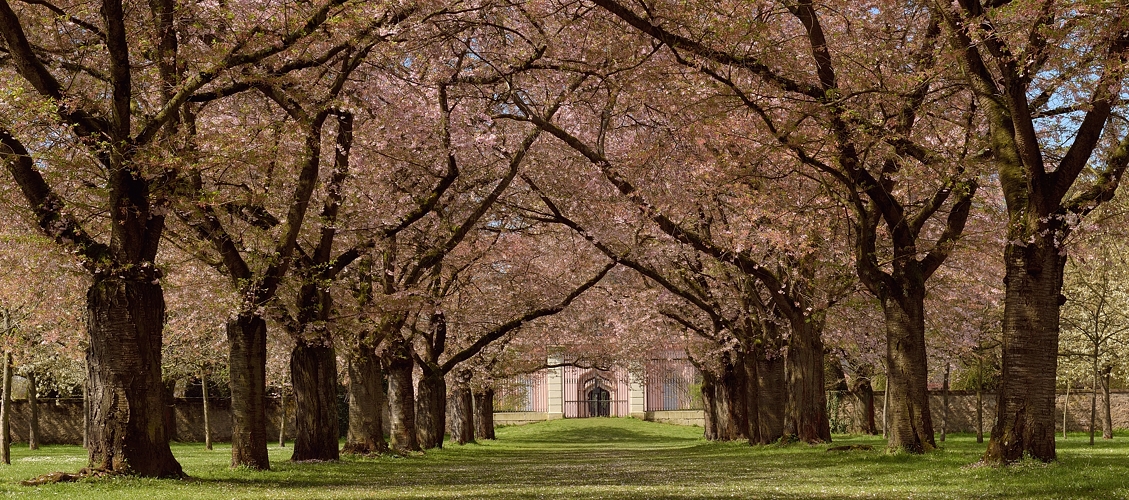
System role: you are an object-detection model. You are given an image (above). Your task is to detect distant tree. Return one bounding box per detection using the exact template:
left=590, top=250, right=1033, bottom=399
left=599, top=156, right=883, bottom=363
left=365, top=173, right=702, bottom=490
left=1059, top=236, right=1129, bottom=443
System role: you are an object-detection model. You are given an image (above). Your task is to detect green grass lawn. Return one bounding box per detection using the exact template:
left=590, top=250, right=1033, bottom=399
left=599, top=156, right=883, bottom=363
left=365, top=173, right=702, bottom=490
left=0, top=419, right=1127, bottom=498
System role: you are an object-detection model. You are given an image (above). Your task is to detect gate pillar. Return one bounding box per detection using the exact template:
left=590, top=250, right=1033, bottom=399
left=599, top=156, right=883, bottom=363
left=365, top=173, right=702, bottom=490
left=547, top=353, right=564, bottom=420
left=629, top=368, right=645, bottom=419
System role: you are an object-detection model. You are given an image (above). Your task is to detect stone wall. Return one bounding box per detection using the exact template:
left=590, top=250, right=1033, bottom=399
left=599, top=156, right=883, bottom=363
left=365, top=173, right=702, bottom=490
left=7, top=390, right=1126, bottom=444
left=846, top=390, right=1129, bottom=434
left=494, top=412, right=550, bottom=426
left=644, top=410, right=705, bottom=427
left=2, top=398, right=297, bottom=445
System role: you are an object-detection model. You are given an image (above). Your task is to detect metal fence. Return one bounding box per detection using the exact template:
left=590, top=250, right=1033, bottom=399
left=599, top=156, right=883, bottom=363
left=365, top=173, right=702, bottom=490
left=644, top=357, right=702, bottom=411
left=494, top=372, right=548, bottom=412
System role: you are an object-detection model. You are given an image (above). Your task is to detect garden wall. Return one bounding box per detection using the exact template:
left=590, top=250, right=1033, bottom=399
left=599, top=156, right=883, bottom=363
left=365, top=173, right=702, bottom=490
left=0, top=398, right=297, bottom=445
left=644, top=410, right=705, bottom=427
left=844, top=390, right=1129, bottom=434
left=6, top=390, right=1127, bottom=445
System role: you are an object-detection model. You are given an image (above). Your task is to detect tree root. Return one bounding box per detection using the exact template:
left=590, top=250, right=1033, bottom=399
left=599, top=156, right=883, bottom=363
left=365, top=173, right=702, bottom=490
left=20, top=467, right=120, bottom=486
left=826, top=444, right=874, bottom=452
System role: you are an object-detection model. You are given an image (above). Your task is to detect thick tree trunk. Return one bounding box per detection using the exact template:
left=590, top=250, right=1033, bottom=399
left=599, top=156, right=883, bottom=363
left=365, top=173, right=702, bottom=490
left=227, top=313, right=270, bottom=469
left=385, top=341, right=419, bottom=452
left=86, top=276, right=182, bottom=477
left=712, top=377, right=734, bottom=440
left=1, top=352, right=10, bottom=465
left=416, top=370, right=447, bottom=449
left=344, top=348, right=388, bottom=455
left=449, top=371, right=475, bottom=445
left=984, top=241, right=1066, bottom=463
left=473, top=389, right=495, bottom=440
left=202, top=371, right=212, bottom=451
left=27, top=371, right=38, bottom=450
left=849, top=376, right=877, bottom=435
left=743, top=350, right=760, bottom=445
left=716, top=354, right=748, bottom=441
left=289, top=340, right=340, bottom=461
left=784, top=317, right=830, bottom=443
left=756, top=353, right=786, bottom=444
left=882, top=293, right=935, bottom=453
left=701, top=369, right=719, bottom=441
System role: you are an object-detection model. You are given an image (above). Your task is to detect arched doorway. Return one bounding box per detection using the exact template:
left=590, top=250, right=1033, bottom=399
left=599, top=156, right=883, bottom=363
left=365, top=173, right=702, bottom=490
left=562, top=367, right=626, bottom=417
left=587, top=384, right=611, bottom=417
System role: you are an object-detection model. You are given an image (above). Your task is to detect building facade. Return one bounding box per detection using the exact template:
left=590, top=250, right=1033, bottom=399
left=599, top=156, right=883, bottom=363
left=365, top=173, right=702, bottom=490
left=494, top=353, right=704, bottom=426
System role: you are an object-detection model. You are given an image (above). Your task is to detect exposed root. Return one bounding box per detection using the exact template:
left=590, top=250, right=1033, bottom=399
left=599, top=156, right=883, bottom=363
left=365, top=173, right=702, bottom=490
left=21, top=467, right=120, bottom=486
left=826, top=444, right=874, bottom=452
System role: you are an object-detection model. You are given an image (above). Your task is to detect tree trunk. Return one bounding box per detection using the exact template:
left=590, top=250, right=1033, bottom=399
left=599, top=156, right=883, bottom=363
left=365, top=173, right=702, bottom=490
left=474, top=389, right=496, bottom=440
left=700, top=369, right=719, bottom=441
left=27, top=371, right=38, bottom=451
left=415, top=370, right=447, bottom=449
left=826, top=356, right=849, bottom=432
left=1090, top=358, right=1097, bottom=446
left=289, top=340, right=340, bottom=461
left=279, top=388, right=287, bottom=447
left=163, top=380, right=177, bottom=443
left=712, top=375, right=734, bottom=440
left=882, top=293, right=935, bottom=453
left=82, top=367, right=88, bottom=450
left=984, top=241, right=1066, bottom=463
left=1, top=352, right=10, bottom=465
left=202, top=371, right=212, bottom=451
left=1088, top=372, right=1097, bottom=446
left=1063, top=380, right=1070, bottom=439
left=385, top=340, right=419, bottom=452
left=784, top=317, right=830, bottom=443
left=343, top=348, right=388, bottom=455
left=449, top=371, right=475, bottom=445
left=941, top=364, right=950, bottom=443
left=756, top=353, right=786, bottom=444
left=1102, top=366, right=1113, bottom=440
left=743, top=349, right=760, bottom=445
left=977, top=354, right=984, bottom=443
left=227, top=313, right=270, bottom=469
left=882, top=370, right=889, bottom=438
left=86, top=276, right=182, bottom=476
left=718, top=354, right=748, bottom=441
left=849, top=376, right=877, bottom=435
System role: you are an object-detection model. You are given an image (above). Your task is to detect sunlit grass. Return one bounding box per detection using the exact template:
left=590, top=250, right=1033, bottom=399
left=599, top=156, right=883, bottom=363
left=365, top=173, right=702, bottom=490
left=0, top=419, right=1126, bottom=498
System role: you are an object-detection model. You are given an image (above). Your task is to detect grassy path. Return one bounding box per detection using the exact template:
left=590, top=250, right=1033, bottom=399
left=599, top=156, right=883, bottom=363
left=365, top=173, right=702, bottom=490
left=0, top=418, right=1127, bottom=498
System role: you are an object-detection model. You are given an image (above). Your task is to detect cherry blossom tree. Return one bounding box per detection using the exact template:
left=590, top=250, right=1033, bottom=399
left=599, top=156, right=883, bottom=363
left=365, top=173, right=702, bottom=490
left=935, top=0, right=1129, bottom=463
left=0, top=0, right=414, bottom=475
left=581, top=0, right=985, bottom=454
left=417, top=212, right=616, bottom=446
left=168, top=3, right=425, bottom=465
left=505, top=54, right=853, bottom=443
